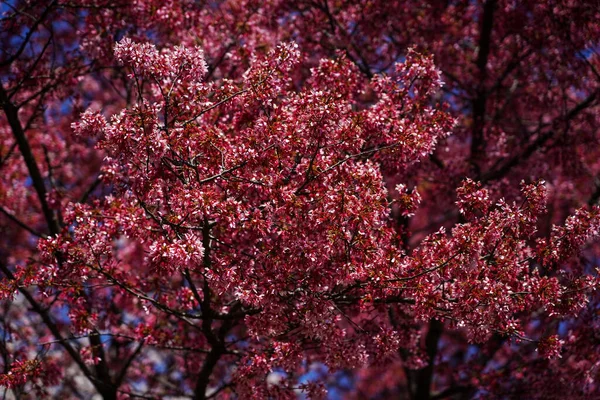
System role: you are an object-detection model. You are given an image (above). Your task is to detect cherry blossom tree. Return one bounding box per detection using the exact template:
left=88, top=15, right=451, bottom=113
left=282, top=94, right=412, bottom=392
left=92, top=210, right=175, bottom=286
left=0, top=1, right=599, bottom=399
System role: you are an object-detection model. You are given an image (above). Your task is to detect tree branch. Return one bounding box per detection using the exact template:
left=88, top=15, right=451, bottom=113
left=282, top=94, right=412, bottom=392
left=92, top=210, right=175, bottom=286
left=470, top=0, right=497, bottom=178
left=0, top=85, right=60, bottom=236
left=0, top=205, right=46, bottom=238
left=414, top=319, right=443, bottom=400
left=0, top=262, right=115, bottom=399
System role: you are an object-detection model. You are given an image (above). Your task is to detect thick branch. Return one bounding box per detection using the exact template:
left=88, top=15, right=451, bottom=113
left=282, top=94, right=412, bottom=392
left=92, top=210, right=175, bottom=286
left=482, top=90, right=598, bottom=183
left=0, top=85, right=60, bottom=236
left=89, top=331, right=117, bottom=400
left=0, top=263, right=115, bottom=399
left=194, top=347, right=225, bottom=400
left=414, top=319, right=443, bottom=400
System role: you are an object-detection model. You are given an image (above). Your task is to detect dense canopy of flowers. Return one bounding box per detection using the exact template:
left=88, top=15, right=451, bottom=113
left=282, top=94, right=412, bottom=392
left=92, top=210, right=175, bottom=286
left=0, top=1, right=599, bottom=399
